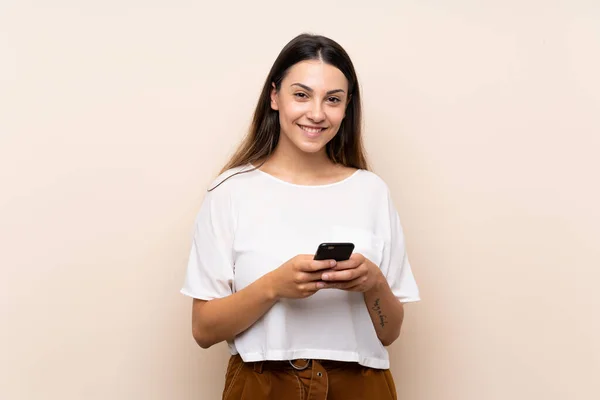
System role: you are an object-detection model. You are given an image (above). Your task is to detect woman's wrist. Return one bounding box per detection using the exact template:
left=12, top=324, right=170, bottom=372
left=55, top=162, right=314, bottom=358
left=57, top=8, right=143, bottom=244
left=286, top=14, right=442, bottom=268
left=366, top=268, right=388, bottom=296
left=259, top=271, right=280, bottom=302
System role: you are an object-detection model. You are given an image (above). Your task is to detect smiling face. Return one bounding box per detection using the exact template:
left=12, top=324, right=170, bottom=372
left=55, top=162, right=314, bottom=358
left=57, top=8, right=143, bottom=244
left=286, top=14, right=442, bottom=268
left=270, top=60, right=350, bottom=155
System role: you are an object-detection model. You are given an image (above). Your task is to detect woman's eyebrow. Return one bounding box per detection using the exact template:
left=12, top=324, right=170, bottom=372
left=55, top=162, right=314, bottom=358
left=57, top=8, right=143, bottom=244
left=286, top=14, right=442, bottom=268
left=291, top=83, right=345, bottom=95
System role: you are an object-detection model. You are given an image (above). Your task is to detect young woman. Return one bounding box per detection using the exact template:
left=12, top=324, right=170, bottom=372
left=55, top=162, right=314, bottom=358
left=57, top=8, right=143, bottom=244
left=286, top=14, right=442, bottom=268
left=181, top=33, right=420, bottom=400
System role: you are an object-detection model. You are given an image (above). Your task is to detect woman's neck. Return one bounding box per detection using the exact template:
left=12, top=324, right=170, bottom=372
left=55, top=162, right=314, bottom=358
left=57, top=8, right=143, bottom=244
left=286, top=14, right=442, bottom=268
left=269, top=146, right=332, bottom=172
left=257, top=139, right=344, bottom=185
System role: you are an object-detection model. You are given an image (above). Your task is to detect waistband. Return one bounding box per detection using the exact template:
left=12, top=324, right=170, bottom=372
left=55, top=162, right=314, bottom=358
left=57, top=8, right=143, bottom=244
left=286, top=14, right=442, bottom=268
left=250, top=357, right=361, bottom=374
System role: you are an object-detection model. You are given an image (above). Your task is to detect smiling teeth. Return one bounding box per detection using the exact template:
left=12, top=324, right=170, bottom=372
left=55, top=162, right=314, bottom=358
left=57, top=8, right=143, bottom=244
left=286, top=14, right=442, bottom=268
left=300, top=125, right=323, bottom=133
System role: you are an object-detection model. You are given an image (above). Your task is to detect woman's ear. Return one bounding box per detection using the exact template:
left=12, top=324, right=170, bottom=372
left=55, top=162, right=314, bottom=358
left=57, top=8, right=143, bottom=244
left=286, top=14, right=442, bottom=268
left=270, top=83, right=279, bottom=111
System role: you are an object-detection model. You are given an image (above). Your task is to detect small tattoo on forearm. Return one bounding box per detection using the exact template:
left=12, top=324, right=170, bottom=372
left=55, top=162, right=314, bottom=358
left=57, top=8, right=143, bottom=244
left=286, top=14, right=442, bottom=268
left=371, top=298, right=388, bottom=328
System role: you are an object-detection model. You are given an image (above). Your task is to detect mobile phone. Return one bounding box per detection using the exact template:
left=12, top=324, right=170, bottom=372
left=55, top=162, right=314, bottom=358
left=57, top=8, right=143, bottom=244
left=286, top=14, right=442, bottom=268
left=313, top=242, right=355, bottom=261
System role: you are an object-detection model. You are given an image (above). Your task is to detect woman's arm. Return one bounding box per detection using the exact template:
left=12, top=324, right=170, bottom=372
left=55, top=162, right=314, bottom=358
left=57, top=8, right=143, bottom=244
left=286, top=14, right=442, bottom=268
left=363, top=275, right=404, bottom=346
left=191, top=256, right=334, bottom=348
left=192, top=274, right=276, bottom=349
left=320, top=254, right=405, bottom=346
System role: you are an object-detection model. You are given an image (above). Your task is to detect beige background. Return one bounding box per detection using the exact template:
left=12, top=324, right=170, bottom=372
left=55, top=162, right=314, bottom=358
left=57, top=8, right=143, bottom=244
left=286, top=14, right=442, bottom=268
left=1, top=1, right=599, bottom=399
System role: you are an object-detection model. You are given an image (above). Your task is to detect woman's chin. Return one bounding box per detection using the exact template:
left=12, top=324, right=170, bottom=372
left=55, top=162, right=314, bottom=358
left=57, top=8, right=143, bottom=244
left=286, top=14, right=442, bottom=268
left=280, top=132, right=331, bottom=154
left=296, top=141, right=326, bottom=154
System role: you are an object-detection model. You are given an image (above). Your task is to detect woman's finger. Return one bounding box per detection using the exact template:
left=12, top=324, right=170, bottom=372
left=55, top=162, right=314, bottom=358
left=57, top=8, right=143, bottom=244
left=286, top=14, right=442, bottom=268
left=324, top=276, right=364, bottom=290
left=302, top=259, right=337, bottom=272
left=322, top=265, right=366, bottom=281
left=333, top=258, right=362, bottom=271
left=300, top=270, right=332, bottom=282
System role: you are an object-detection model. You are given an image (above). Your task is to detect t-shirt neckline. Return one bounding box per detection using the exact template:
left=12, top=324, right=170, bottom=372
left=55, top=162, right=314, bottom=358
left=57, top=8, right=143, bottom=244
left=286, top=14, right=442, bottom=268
left=248, top=163, right=362, bottom=188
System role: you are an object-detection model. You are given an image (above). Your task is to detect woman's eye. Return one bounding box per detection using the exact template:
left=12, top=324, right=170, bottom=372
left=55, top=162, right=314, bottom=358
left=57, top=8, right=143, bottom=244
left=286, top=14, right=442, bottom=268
left=294, top=92, right=308, bottom=99
left=328, top=97, right=341, bottom=103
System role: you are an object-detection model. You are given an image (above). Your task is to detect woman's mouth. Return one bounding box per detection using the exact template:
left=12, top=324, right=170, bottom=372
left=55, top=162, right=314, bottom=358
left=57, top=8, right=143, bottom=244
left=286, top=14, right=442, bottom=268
left=298, top=124, right=327, bottom=137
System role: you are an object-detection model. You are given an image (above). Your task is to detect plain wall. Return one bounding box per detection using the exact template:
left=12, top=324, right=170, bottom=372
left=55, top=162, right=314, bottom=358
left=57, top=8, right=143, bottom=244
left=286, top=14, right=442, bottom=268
left=1, top=1, right=599, bottom=399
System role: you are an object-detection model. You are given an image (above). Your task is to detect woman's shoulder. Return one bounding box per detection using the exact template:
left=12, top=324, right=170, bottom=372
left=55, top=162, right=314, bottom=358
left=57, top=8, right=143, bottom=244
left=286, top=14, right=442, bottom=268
left=206, top=164, right=257, bottom=192
left=328, top=164, right=386, bottom=189
left=353, top=168, right=391, bottom=192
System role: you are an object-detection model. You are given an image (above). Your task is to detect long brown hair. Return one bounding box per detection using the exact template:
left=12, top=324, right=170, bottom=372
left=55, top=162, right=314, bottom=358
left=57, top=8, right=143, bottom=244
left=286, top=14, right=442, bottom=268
left=210, top=33, right=369, bottom=190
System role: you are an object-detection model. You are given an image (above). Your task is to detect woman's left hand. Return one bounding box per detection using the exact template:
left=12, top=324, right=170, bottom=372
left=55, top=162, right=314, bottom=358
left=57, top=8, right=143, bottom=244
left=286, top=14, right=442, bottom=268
left=319, top=253, right=385, bottom=293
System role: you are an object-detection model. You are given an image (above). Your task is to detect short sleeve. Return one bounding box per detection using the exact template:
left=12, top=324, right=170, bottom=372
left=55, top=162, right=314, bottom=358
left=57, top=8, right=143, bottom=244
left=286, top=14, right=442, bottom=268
left=180, top=187, right=235, bottom=300
left=380, top=189, right=421, bottom=303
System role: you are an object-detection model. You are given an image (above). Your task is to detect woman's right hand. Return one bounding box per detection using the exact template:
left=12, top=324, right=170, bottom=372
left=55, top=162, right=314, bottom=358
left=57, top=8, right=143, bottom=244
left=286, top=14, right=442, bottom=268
left=266, top=255, right=336, bottom=300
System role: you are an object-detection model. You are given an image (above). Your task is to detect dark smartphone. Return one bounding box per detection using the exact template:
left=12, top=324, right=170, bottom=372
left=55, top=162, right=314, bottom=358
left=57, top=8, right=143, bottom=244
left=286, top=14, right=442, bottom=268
left=313, top=242, right=355, bottom=261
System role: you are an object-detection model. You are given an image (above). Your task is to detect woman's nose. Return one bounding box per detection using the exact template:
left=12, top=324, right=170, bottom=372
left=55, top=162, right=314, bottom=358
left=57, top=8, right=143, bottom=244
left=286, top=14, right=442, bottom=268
left=307, top=101, right=325, bottom=123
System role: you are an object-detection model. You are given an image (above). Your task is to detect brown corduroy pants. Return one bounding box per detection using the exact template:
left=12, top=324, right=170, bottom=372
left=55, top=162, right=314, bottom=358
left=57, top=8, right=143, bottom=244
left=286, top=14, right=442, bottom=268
left=222, top=354, right=397, bottom=400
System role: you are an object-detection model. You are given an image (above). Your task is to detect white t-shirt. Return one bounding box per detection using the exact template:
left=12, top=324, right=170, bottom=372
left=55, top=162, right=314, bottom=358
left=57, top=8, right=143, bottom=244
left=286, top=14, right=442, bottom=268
left=180, top=165, right=420, bottom=369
